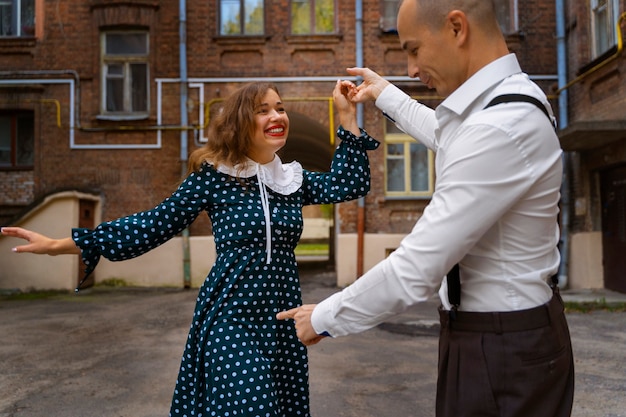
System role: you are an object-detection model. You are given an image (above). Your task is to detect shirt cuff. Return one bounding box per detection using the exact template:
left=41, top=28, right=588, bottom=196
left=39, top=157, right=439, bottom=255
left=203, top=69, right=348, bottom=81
left=311, top=297, right=335, bottom=337
left=375, top=84, right=407, bottom=118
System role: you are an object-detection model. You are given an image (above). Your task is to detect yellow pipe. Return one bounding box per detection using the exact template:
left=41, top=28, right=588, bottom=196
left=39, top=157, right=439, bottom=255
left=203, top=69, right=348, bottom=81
left=328, top=98, right=335, bottom=146
left=556, top=12, right=625, bottom=95
left=3, top=95, right=339, bottom=140
left=0, top=98, right=62, bottom=127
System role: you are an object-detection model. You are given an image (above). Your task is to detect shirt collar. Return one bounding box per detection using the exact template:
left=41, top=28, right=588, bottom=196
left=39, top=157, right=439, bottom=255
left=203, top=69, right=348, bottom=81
left=215, top=155, right=303, bottom=195
left=438, top=53, right=523, bottom=117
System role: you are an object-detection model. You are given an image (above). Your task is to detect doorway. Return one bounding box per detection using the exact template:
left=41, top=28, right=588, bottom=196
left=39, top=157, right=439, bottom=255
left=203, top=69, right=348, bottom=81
left=600, top=164, right=626, bottom=293
left=278, top=112, right=335, bottom=266
left=77, top=199, right=96, bottom=288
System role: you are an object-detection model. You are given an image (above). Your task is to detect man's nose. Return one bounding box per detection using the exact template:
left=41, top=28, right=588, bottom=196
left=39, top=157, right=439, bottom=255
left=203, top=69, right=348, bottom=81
left=407, top=61, right=420, bottom=79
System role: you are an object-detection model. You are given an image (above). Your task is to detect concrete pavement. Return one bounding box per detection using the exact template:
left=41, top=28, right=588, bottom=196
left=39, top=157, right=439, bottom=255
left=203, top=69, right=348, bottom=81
left=0, top=263, right=625, bottom=417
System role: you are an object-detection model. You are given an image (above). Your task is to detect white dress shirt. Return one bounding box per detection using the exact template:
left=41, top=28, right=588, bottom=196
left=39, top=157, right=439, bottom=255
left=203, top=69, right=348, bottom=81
left=312, top=54, right=563, bottom=337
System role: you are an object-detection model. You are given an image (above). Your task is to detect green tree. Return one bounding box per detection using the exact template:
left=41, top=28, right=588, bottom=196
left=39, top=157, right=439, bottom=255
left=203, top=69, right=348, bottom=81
left=222, top=13, right=240, bottom=35
left=291, top=0, right=311, bottom=34
left=245, top=3, right=264, bottom=35
left=315, top=0, right=334, bottom=34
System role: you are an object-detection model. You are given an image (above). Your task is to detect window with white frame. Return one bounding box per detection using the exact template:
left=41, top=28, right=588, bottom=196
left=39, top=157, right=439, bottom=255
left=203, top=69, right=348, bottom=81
left=0, top=111, right=34, bottom=169
left=291, top=0, right=335, bottom=35
left=101, top=32, right=149, bottom=116
left=384, top=118, right=434, bottom=197
left=591, top=0, right=619, bottom=58
left=494, top=0, right=518, bottom=35
left=380, top=0, right=400, bottom=33
left=219, top=0, right=264, bottom=35
left=0, top=0, right=35, bottom=37
left=379, top=0, right=518, bottom=35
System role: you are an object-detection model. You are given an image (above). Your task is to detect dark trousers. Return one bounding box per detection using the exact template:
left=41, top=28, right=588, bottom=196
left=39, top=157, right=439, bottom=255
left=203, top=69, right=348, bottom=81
left=437, top=293, right=575, bottom=417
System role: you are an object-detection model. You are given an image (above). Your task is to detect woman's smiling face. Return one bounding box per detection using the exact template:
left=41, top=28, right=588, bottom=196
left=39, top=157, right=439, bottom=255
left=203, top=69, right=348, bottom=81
left=247, top=88, right=290, bottom=164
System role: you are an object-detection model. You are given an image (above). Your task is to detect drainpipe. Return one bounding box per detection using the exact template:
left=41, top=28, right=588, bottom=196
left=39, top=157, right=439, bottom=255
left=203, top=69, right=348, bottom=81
left=555, top=0, right=570, bottom=289
left=180, top=0, right=191, bottom=288
left=355, top=0, right=365, bottom=278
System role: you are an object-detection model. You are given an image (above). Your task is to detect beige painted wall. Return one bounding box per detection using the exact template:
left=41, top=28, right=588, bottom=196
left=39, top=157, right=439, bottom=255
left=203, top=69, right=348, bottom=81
left=96, top=236, right=216, bottom=288
left=1, top=189, right=323, bottom=291
left=4, top=194, right=603, bottom=293
left=335, top=232, right=603, bottom=292
left=0, top=192, right=99, bottom=291
left=0, top=191, right=218, bottom=291
left=568, top=231, right=604, bottom=289
left=335, top=233, right=405, bottom=287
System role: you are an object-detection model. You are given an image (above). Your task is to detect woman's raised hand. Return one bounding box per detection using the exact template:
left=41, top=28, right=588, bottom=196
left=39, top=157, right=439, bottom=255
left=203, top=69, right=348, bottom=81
left=345, top=67, right=390, bottom=102
left=333, top=79, right=360, bottom=136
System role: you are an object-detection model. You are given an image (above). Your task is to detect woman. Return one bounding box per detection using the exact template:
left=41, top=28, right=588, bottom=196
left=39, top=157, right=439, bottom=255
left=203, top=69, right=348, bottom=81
left=1, top=80, right=379, bottom=417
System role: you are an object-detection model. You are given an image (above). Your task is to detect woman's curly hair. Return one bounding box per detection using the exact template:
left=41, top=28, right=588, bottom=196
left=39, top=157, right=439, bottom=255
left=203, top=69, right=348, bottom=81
left=187, top=82, right=281, bottom=176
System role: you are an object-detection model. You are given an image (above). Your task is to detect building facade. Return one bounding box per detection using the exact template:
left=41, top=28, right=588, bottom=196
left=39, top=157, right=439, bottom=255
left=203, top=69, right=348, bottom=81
left=5, top=0, right=611, bottom=292
left=558, top=0, right=626, bottom=293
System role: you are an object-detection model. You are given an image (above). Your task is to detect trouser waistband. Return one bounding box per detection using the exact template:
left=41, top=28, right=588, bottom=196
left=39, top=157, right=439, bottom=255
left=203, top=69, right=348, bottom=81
left=439, top=293, right=564, bottom=333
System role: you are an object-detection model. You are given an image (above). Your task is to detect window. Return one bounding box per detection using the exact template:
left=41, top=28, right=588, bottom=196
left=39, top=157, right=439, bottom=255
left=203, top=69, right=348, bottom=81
left=380, top=0, right=400, bottom=33
left=0, top=111, right=34, bottom=169
left=380, top=0, right=519, bottom=36
left=101, top=31, right=149, bottom=116
left=0, top=0, right=35, bottom=37
left=494, top=0, right=518, bottom=35
left=591, top=0, right=619, bottom=58
left=219, top=0, right=264, bottom=35
left=291, top=0, right=335, bottom=35
left=384, top=118, right=434, bottom=197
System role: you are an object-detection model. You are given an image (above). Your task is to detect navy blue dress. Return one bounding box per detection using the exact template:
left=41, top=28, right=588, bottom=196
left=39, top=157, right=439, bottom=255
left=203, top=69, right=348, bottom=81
left=72, top=127, right=379, bottom=417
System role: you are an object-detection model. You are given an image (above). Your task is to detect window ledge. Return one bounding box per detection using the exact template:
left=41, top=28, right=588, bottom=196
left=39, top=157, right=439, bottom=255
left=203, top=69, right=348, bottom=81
left=0, top=36, right=36, bottom=43
left=378, top=31, right=399, bottom=42
left=0, top=36, right=37, bottom=54
left=96, top=114, right=150, bottom=122
left=284, top=34, right=343, bottom=44
left=382, top=195, right=432, bottom=201
left=90, top=0, right=160, bottom=11
left=0, top=166, right=34, bottom=172
left=213, top=35, right=271, bottom=45
left=577, top=45, right=619, bottom=75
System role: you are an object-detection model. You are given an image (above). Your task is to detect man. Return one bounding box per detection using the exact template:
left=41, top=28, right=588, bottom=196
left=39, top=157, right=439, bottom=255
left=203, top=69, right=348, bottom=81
left=278, top=0, right=575, bottom=416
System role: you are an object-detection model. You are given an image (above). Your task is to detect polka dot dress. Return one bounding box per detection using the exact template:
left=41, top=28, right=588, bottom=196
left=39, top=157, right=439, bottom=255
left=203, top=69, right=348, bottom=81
left=72, top=127, right=379, bottom=417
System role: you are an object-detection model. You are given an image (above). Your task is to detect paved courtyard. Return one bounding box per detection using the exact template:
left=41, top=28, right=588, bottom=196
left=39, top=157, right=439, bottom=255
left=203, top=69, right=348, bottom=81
left=1, top=265, right=625, bottom=417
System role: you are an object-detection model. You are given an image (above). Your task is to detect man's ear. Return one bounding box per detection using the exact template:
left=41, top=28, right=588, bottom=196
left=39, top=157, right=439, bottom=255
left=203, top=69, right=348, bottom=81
left=446, top=10, right=468, bottom=44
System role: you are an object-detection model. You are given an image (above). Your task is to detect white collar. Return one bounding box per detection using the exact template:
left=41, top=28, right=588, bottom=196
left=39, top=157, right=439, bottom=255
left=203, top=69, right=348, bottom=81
left=440, top=53, right=523, bottom=117
left=213, top=155, right=303, bottom=264
left=215, top=155, right=303, bottom=195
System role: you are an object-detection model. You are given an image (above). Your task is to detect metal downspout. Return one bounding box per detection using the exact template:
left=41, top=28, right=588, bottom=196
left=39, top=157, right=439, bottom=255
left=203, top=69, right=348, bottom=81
left=180, top=0, right=191, bottom=288
left=555, top=0, right=570, bottom=289
left=355, top=0, right=365, bottom=278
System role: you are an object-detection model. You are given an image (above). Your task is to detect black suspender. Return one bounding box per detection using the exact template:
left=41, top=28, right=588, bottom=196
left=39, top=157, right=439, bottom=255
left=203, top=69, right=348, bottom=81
left=447, top=94, right=557, bottom=314
left=484, top=93, right=556, bottom=129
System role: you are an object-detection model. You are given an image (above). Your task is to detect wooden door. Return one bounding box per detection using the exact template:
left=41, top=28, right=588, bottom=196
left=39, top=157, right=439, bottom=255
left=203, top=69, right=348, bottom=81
left=77, top=199, right=96, bottom=289
left=600, top=164, right=626, bottom=293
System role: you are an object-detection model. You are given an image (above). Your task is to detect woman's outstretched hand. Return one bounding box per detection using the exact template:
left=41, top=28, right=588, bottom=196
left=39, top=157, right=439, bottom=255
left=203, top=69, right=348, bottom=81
left=1, top=227, right=80, bottom=256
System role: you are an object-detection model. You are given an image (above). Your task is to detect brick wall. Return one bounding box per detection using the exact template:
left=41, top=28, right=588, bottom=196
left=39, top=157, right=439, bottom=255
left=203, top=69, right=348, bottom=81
left=1, top=0, right=560, bottom=239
